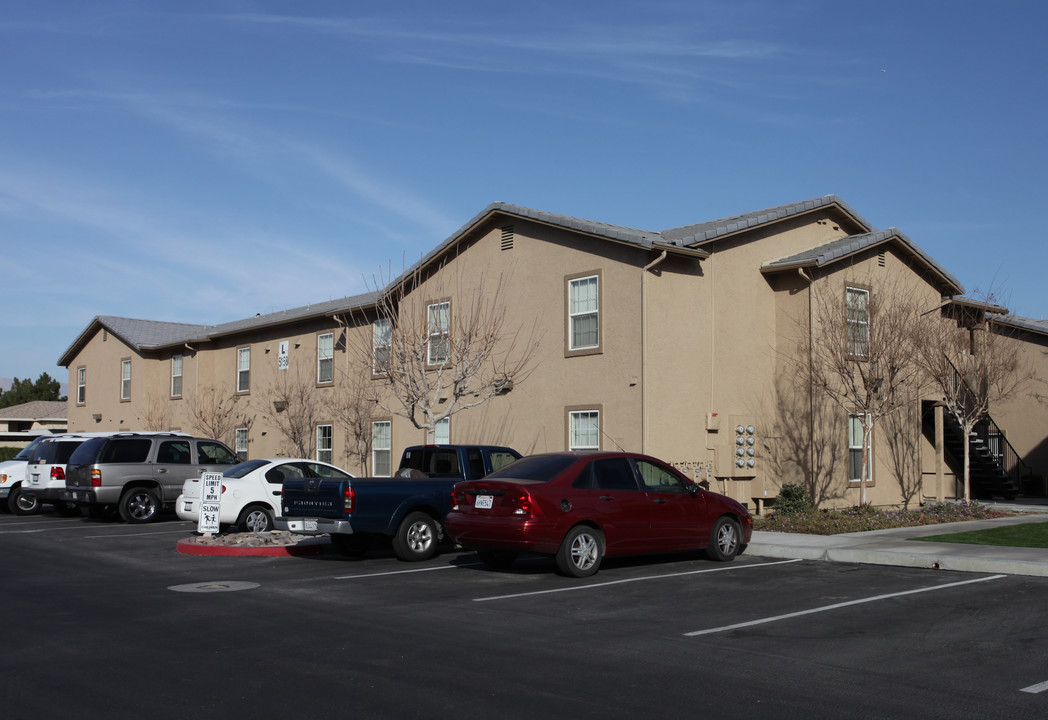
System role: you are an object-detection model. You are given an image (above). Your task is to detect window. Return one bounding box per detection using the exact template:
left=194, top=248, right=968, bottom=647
left=197, top=441, right=239, bottom=465
left=317, top=424, right=333, bottom=463
left=156, top=440, right=191, bottom=464
left=120, top=359, right=131, bottom=401
left=372, top=421, right=391, bottom=477
left=568, top=409, right=600, bottom=451
left=427, top=301, right=450, bottom=365
left=76, top=367, right=86, bottom=405
left=846, top=286, right=870, bottom=358
left=568, top=273, right=600, bottom=353
left=171, top=355, right=183, bottom=398
left=237, top=347, right=250, bottom=393
left=849, top=413, right=873, bottom=483
left=435, top=417, right=450, bottom=445
left=235, top=428, right=249, bottom=460
left=635, top=459, right=688, bottom=493
left=373, top=318, right=392, bottom=374
left=317, top=333, right=334, bottom=384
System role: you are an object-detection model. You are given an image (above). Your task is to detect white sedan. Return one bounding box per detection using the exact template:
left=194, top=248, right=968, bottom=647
left=176, top=458, right=355, bottom=533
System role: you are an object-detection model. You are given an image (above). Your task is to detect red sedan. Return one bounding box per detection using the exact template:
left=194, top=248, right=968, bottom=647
left=445, top=452, right=753, bottom=577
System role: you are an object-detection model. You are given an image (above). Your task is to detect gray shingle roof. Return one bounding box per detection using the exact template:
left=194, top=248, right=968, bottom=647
left=659, top=195, right=874, bottom=246
left=761, top=227, right=964, bottom=294
left=0, top=400, right=67, bottom=420
left=994, top=315, right=1048, bottom=337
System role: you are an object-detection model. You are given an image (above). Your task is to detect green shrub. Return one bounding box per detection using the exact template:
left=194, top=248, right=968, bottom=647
left=775, top=483, right=811, bottom=514
left=0, top=446, right=22, bottom=462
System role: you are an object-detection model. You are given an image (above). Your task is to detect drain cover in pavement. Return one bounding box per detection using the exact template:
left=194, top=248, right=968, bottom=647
left=168, top=581, right=260, bottom=593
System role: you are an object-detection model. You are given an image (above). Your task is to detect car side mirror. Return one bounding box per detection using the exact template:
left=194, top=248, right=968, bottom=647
left=687, top=483, right=701, bottom=496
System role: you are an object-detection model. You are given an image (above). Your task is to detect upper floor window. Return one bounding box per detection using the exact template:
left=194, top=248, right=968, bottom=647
left=317, top=333, right=334, bottom=384
left=171, top=355, right=183, bottom=398
left=568, top=273, right=600, bottom=353
left=237, top=347, right=251, bottom=393
left=120, top=359, right=132, bottom=401
left=846, top=286, right=870, bottom=358
left=373, top=318, right=392, bottom=374
left=427, top=301, right=450, bottom=366
left=76, top=367, right=86, bottom=405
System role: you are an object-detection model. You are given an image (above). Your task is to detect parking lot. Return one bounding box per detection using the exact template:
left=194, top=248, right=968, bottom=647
left=3, top=509, right=1047, bottom=720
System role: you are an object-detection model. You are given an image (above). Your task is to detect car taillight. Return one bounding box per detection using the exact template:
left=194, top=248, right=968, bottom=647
left=90, top=469, right=102, bottom=487
left=513, top=493, right=534, bottom=516
left=451, top=488, right=467, bottom=509
left=51, top=467, right=65, bottom=481
left=343, top=485, right=355, bottom=515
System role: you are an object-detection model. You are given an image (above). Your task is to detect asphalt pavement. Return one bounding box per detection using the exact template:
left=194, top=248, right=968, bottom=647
left=749, top=501, right=1048, bottom=577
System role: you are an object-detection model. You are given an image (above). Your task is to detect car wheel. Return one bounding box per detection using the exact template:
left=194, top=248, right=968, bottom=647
left=119, top=488, right=161, bottom=524
left=331, top=533, right=373, bottom=557
left=238, top=505, right=274, bottom=533
left=392, top=511, right=440, bottom=562
left=9, top=486, right=40, bottom=515
left=705, top=516, right=742, bottom=562
left=555, top=525, right=604, bottom=578
left=477, top=550, right=518, bottom=570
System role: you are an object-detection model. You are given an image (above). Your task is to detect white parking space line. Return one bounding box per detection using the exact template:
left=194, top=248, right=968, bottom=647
left=1020, top=680, right=1048, bottom=694
left=472, top=559, right=803, bottom=603
left=81, top=529, right=194, bottom=539
left=684, top=574, right=1007, bottom=637
left=335, top=563, right=483, bottom=580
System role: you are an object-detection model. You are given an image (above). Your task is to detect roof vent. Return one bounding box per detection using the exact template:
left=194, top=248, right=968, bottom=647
left=878, top=249, right=886, bottom=267
left=501, top=225, right=514, bottom=251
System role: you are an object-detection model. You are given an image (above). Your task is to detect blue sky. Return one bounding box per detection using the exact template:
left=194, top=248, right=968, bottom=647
left=2, top=0, right=1046, bottom=384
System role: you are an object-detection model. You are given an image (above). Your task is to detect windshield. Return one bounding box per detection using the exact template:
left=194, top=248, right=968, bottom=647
left=13, top=436, right=47, bottom=461
left=484, top=454, right=577, bottom=482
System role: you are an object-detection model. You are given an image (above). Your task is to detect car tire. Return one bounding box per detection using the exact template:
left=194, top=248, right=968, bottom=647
left=477, top=550, right=518, bottom=570
left=705, top=516, right=742, bottom=562
left=119, top=487, right=161, bottom=524
left=555, top=525, right=604, bottom=578
left=9, top=486, right=40, bottom=515
left=392, top=511, right=440, bottom=562
left=331, top=533, right=373, bottom=557
left=237, top=505, right=274, bottom=533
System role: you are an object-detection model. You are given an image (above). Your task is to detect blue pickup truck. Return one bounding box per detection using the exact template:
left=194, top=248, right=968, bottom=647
left=275, top=444, right=520, bottom=561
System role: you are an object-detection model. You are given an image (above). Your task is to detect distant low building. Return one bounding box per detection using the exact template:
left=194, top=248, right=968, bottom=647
left=0, top=401, right=68, bottom=448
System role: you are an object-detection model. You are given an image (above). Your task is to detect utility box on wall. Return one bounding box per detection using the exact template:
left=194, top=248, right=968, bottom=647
left=729, top=416, right=758, bottom=479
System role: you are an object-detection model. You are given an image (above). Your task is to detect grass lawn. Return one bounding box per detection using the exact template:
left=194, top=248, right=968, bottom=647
left=912, top=522, right=1048, bottom=548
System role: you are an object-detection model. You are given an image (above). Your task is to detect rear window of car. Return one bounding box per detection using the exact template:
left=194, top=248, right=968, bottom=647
left=400, top=448, right=461, bottom=476
left=223, top=460, right=269, bottom=478
left=32, top=440, right=84, bottom=465
left=484, top=455, right=577, bottom=482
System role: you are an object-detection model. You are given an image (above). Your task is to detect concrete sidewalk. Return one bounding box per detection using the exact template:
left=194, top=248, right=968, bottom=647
left=747, top=505, right=1048, bottom=577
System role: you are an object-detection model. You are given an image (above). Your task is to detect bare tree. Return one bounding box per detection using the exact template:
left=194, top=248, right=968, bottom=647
left=140, top=390, right=172, bottom=431
left=185, top=385, right=254, bottom=447
left=257, top=364, right=322, bottom=458
left=341, top=262, right=540, bottom=442
left=911, top=294, right=1031, bottom=501
left=808, top=277, right=926, bottom=504
left=326, top=365, right=375, bottom=475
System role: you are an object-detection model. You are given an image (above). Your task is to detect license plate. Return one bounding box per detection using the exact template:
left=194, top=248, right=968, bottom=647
left=475, top=495, right=493, bottom=509
left=305, top=519, right=318, bottom=532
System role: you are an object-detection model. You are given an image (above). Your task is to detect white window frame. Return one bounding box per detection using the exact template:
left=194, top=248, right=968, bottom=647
left=427, top=301, right=450, bottom=366
left=434, top=417, right=450, bottom=445
left=171, top=355, right=183, bottom=398
left=235, top=428, right=249, bottom=460
left=848, top=412, right=873, bottom=483
left=373, top=318, right=392, bottom=374
left=372, top=421, right=392, bottom=477
left=316, top=424, right=333, bottom=464
left=120, top=359, right=132, bottom=401
left=846, top=286, right=871, bottom=358
left=76, top=367, right=86, bottom=405
left=236, top=347, right=251, bottom=393
left=569, top=409, right=601, bottom=451
left=317, top=333, right=334, bottom=384
left=568, top=274, right=600, bottom=352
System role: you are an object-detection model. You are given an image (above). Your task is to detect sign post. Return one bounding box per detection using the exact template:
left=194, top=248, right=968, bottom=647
left=198, top=472, right=223, bottom=536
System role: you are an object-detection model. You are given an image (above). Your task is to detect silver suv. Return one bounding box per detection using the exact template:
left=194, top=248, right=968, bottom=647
left=63, top=433, right=239, bottom=523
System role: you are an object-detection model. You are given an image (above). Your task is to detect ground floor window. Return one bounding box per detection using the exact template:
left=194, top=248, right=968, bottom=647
left=849, top=413, right=872, bottom=482
left=568, top=409, right=600, bottom=451
left=435, top=417, right=449, bottom=445
left=317, top=424, right=333, bottom=464
left=235, top=428, right=249, bottom=460
left=372, top=421, right=391, bottom=476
